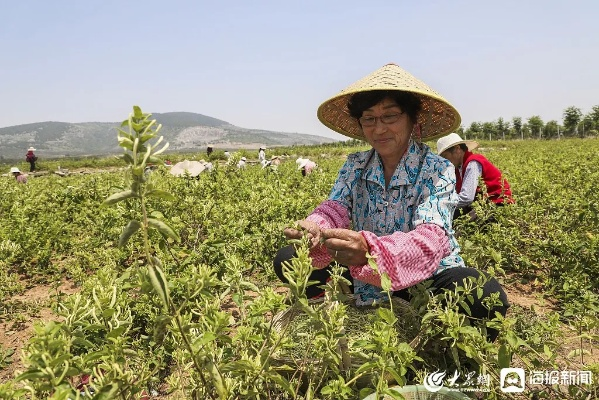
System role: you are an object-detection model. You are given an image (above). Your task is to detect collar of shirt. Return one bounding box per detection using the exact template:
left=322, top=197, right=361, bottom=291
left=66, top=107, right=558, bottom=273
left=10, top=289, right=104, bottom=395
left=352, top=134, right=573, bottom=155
left=359, top=139, right=424, bottom=189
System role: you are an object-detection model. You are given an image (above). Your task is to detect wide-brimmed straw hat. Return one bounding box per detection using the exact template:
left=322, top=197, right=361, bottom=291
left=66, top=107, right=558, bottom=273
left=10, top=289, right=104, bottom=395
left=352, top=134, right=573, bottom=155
left=28, top=147, right=36, bottom=151
left=10, top=167, right=21, bottom=173
left=317, top=63, right=461, bottom=141
left=436, top=133, right=479, bottom=155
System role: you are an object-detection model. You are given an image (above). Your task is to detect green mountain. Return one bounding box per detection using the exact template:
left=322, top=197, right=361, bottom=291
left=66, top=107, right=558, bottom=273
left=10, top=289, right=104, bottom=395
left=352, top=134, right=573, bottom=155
left=0, top=112, right=337, bottom=160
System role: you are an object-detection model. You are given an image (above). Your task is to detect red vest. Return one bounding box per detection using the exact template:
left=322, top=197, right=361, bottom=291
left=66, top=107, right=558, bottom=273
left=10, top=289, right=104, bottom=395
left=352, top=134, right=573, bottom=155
left=456, top=151, right=514, bottom=204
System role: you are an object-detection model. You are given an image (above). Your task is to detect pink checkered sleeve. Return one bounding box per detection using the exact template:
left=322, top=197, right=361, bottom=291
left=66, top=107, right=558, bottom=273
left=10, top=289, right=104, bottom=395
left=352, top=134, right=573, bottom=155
left=348, top=224, right=450, bottom=290
left=305, top=200, right=350, bottom=268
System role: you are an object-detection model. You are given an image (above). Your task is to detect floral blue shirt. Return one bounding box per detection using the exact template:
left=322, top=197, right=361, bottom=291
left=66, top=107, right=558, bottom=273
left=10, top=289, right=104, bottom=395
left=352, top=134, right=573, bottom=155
left=328, top=139, right=464, bottom=304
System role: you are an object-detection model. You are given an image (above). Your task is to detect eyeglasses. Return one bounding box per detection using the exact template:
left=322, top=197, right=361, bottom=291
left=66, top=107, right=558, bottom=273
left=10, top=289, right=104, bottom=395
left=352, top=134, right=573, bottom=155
left=358, top=112, right=404, bottom=127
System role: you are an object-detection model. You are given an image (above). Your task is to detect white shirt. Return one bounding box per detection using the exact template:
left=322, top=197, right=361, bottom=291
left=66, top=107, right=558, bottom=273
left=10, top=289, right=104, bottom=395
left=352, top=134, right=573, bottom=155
left=457, top=160, right=482, bottom=208
left=258, top=149, right=266, bottom=162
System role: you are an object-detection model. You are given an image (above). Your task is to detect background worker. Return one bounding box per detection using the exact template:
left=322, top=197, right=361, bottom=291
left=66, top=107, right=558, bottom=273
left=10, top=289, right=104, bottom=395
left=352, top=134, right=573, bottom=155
left=258, top=146, right=266, bottom=162
left=10, top=167, right=28, bottom=183
left=26, top=146, right=37, bottom=172
left=437, top=133, right=513, bottom=220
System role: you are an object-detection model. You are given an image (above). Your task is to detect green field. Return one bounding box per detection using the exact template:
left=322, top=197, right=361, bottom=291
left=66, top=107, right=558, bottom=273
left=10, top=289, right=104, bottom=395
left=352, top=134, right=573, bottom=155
left=0, top=130, right=598, bottom=399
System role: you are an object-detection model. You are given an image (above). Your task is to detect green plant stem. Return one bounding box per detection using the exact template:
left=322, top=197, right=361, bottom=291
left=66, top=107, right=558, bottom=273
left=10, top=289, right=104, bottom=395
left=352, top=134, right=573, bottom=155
left=139, top=191, right=217, bottom=400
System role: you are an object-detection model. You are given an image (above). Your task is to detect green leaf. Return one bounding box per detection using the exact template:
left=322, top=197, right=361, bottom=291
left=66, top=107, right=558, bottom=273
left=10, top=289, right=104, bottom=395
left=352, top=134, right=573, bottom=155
left=93, top=383, right=119, bottom=400
left=133, top=106, right=143, bottom=119
left=121, top=153, right=134, bottom=165
left=117, top=136, right=134, bottom=151
left=117, top=128, right=133, bottom=140
left=146, top=190, right=175, bottom=201
left=106, top=326, right=127, bottom=340
left=148, top=218, right=180, bottom=242
left=147, top=264, right=170, bottom=310
left=498, top=344, right=511, bottom=368
left=148, top=156, right=163, bottom=164
left=103, top=190, right=137, bottom=206
left=118, top=220, right=141, bottom=247
left=16, top=370, right=46, bottom=381
left=543, top=344, right=553, bottom=358
left=139, top=132, right=156, bottom=144
left=380, top=272, right=392, bottom=292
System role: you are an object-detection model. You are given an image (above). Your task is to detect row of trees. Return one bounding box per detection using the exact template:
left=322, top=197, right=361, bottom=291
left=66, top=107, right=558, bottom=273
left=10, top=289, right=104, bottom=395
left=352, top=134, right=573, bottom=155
left=458, top=105, right=599, bottom=140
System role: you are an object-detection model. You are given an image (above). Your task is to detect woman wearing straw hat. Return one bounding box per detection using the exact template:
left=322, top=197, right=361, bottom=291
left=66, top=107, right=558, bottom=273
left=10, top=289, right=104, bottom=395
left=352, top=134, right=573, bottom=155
left=437, top=133, right=513, bottom=220
left=274, top=63, right=508, bottom=341
left=26, top=146, right=38, bottom=172
left=10, top=167, right=28, bottom=184
left=296, top=157, right=317, bottom=176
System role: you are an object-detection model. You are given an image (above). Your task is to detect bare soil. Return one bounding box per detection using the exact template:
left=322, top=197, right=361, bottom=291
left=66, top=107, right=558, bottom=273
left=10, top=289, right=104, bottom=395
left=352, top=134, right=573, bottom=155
left=0, top=278, right=79, bottom=383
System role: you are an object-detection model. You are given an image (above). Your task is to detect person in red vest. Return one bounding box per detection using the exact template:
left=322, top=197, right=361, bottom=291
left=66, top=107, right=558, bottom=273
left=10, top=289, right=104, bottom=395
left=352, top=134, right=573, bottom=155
left=437, top=133, right=513, bottom=220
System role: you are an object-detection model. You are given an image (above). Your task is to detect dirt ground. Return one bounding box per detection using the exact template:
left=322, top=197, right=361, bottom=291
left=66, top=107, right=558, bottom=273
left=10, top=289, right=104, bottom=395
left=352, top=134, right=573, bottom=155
left=0, top=279, right=79, bottom=383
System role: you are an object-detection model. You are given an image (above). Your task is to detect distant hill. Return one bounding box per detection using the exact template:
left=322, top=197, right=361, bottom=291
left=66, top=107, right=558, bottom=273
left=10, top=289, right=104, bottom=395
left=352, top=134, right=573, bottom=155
left=0, top=112, right=337, bottom=160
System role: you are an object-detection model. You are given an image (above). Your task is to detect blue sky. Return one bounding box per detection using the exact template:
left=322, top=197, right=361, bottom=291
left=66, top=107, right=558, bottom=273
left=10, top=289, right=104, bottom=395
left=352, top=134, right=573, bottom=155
left=1, top=0, right=597, bottom=140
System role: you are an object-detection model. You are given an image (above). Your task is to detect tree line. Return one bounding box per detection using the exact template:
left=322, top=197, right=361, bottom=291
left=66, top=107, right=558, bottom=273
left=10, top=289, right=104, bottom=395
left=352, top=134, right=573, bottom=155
left=458, top=105, right=599, bottom=141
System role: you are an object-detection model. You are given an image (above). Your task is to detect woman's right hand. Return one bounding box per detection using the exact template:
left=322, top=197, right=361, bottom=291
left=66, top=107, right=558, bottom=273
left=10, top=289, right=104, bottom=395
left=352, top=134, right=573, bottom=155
left=284, top=220, right=322, bottom=250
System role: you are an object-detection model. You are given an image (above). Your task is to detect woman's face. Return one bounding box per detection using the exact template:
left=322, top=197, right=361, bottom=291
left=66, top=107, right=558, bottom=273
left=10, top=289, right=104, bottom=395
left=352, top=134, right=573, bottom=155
left=440, top=147, right=463, bottom=168
left=359, top=97, right=414, bottom=162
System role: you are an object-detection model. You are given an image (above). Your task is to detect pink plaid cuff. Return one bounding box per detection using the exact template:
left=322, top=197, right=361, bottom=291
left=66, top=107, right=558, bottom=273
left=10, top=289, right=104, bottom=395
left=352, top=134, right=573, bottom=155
left=305, top=200, right=350, bottom=268
left=349, top=224, right=450, bottom=290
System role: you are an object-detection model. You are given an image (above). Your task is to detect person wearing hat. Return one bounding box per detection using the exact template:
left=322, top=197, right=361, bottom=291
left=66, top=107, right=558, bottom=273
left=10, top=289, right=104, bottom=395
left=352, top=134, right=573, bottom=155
left=26, top=147, right=38, bottom=172
left=237, top=156, right=247, bottom=169
left=437, top=133, right=513, bottom=220
left=10, top=167, right=28, bottom=184
left=270, top=155, right=281, bottom=166
left=274, top=63, right=508, bottom=341
left=258, top=146, right=266, bottom=162
left=296, top=157, right=317, bottom=176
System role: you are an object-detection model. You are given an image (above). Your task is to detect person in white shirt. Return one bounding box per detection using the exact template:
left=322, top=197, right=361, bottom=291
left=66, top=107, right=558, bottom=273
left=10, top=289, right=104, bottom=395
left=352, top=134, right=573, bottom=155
left=237, top=157, right=247, bottom=169
left=258, top=147, right=266, bottom=162
left=437, top=133, right=513, bottom=220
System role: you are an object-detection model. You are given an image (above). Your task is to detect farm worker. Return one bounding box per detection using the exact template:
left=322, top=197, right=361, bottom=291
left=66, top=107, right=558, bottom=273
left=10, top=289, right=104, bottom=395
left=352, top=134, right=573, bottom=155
left=237, top=156, right=247, bottom=169
left=207, top=146, right=213, bottom=157
left=274, top=63, right=508, bottom=341
left=224, top=151, right=231, bottom=160
left=258, top=146, right=266, bottom=162
left=10, top=167, right=27, bottom=184
left=296, top=157, right=317, bottom=176
left=270, top=155, right=282, bottom=166
left=25, top=146, right=37, bottom=172
left=436, top=133, right=514, bottom=220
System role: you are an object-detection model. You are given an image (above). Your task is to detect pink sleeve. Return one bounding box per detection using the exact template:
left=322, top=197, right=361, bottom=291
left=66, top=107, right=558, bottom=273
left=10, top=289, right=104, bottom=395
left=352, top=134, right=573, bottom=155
left=349, top=224, right=450, bottom=290
left=305, top=200, right=350, bottom=268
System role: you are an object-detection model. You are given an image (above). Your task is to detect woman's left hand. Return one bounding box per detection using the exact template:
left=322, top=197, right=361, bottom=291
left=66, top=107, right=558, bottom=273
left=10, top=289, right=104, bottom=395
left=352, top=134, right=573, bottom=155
left=320, top=228, right=369, bottom=266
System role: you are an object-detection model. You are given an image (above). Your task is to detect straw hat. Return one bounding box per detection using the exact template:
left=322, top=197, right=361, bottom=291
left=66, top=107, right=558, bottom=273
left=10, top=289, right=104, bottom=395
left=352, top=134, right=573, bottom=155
left=28, top=146, right=36, bottom=151
left=10, top=167, right=21, bottom=174
left=317, top=63, right=461, bottom=141
left=297, top=158, right=310, bottom=170
left=436, top=133, right=479, bottom=155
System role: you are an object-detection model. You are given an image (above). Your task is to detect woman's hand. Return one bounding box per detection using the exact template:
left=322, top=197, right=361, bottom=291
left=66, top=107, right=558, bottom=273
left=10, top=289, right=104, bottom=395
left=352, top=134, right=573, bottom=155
left=284, top=220, right=322, bottom=250
left=320, top=228, right=369, bottom=266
